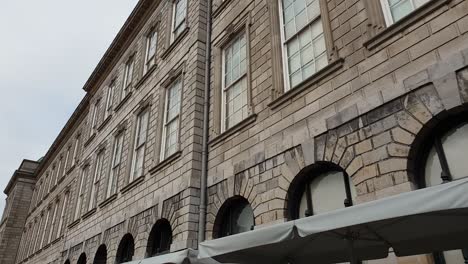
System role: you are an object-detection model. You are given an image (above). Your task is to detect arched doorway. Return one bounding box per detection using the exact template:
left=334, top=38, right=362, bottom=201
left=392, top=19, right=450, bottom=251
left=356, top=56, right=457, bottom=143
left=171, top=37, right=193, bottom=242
left=146, top=219, right=172, bottom=257
left=115, top=233, right=135, bottom=263
left=93, top=244, right=107, bottom=264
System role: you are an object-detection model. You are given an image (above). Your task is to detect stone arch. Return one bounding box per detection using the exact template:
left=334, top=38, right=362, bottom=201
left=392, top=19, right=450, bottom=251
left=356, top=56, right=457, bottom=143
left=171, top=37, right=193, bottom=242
left=284, top=161, right=353, bottom=220
left=146, top=218, right=172, bottom=257
left=93, top=244, right=107, bottom=264
left=212, top=195, right=255, bottom=239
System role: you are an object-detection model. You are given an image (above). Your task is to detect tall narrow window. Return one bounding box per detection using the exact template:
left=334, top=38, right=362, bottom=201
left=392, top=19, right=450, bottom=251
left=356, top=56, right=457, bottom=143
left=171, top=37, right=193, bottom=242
left=104, top=81, right=115, bottom=119
left=34, top=214, right=43, bottom=251
left=122, top=56, right=135, bottom=100
left=47, top=200, right=58, bottom=243
left=91, top=99, right=101, bottom=131
left=280, top=0, right=328, bottom=89
left=63, top=147, right=70, bottom=177
left=74, top=167, right=88, bottom=220
left=56, top=192, right=69, bottom=237
left=47, top=168, right=54, bottom=193
left=145, top=29, right=158, bottom=72
left=380, top=0, right=430, bottom=25
left=89, top=152, right=104, bottom=211
left=36, top=181, right=43, bottom=206
left=55, top=157, right=62, bottom=185
left=222, top=33, right=249, bottom=131
left=130, top=110, right=149, bottom=181
left=171, top=0, right=187, bottom=41
left=215, top=197, right=254, bottom=238
left=40, top=207, right=51, bottom=248
left=107, top=133, right=124, bottom=198
left=161, top=78, right=182, bottom=160
left=72, top=135, right=81, bottom=167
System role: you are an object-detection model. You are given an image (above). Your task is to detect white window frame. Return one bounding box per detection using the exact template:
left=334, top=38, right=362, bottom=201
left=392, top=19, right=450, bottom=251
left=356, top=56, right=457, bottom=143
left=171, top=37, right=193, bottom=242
left=160, top=78, right=182, bottom=161
left=122, top=56, right=135, bottom=100
left=71, top=135, right=80, bottom=167
left=91, top=99, right=101, bottom=131
left=145, top=29, right=158, bottom=73
left=107, top=133, right=124, bottom=198
left=130, top=110, right=149, bottom=182
left=278, top=0, right=327, bottom=91
left=221, top=33, right=249, bottom=132
left=55, top=157, right=62, bottom=185
left=63, top=147, right=70, bottom=176
left=380, top=0, right=431, bottom=26
left=171, top=0, right=188, bottom=42
left=104, top=81, right=115, bottom=119
left=33, top=214, right=43, bottom=251
left=40, top=207, right=51, bottom=248
left=88, top=152, right=104, bottom=211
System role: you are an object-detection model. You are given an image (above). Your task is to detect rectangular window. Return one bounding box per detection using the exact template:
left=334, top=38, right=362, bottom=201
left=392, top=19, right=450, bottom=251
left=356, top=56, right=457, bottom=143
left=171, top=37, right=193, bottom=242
left=55, top=158, right=62, bottom=185
left=88, top=152, right=104, bottom=211
left=222, top=33, right=249, bottom=131
left=63, top=147, right=70, bottom=176
left=107, top=133, right=124, bottom=197
left=104, top=81, right=115, bottom=119
left=33, top=215, right=43, bottom=251
left=130, top=110, right=149, bottom=181
left=145, top=30, right=158, bottom=72
left=47, top=201, right=58, bottom=243
left=380, top=0, right=430, bottom=25
left=36, top=181, right=43, bottom=206
left=171, top=0, right=187, bottom=41
left=56, top=192, right=68, bottom=238
left=161, top=78, right=182, bottom=160
left=280, top=0, right=328, bottom=90
left=91, top=99, right=101, bottom=130
left=71, top=135, right=81, bottom=166
left=74, top=167, right=88, bottom=220
left=122, top=56, right=135, bottom=100
left=40, top=208, right=51, bottom=248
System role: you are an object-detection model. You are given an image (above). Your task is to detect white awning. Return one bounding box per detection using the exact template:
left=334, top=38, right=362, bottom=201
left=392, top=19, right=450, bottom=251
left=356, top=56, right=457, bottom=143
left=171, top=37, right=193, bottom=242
left=199, top=177, right=468, bottom=264
left=124, top=249, right=221, bottom=264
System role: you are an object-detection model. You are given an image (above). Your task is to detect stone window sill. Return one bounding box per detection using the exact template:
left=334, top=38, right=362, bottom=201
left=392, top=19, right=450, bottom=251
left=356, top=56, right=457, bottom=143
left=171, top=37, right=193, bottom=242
left=97, top=115, right=112, bottom=132
left=161, top=27, right=190, bottom=60
left=213, top=0, right=233, bottom=18
left=268, top=58, right=344, bottom=110
left=135, top=64, right=157, bottom=89
left=82, top=208, right=97, bottom=220
left=209, top=114, right=257, bottom=147
left=364, top=0, right=451, bottom=50
left=51, top=236, right=62, bottom=245
left=68, top=219, right=80, bottom=229
left=66, top=164, right=76, bottom=175
left=120, top=175, right=145, bottom=194
left=149, top=150, right=182, bottom=174
left=84, top=133, right=96, bottom=148
left=99, top=193, right=118, bottom=208
left=114, top=91, right=133, bottom=112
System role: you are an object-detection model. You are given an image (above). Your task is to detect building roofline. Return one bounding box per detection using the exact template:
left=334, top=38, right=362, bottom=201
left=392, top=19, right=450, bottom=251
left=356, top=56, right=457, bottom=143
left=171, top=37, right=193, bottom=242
left=4, top=159, right=40, bottom=195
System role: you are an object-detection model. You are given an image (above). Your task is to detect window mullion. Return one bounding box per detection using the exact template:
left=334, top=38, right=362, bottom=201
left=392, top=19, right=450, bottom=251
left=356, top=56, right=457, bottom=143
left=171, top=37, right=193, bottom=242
left=434, top=137, right=452, bottom=183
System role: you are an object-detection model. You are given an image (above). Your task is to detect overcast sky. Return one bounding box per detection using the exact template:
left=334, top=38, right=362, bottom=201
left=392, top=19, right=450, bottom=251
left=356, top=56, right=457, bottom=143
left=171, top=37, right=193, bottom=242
left=0, top=0, right=138, bottom=214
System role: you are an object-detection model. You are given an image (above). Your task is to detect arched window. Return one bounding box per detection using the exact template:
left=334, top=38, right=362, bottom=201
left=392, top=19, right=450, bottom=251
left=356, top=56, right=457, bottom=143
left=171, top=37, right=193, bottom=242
left=116, top=234, right=135, bottom=263
left=412, top=112, right=468, bottom=264
left=64, top=260, right=71, bottom=264
left=288, top=163, right=356, bottom=220
left=214, top=196, right=254, bottom=238
left=146, top=219, right=172, bottom=257
left=93, top=244, right=107, bottom=264
left=77, top=253, right=87, bottom=264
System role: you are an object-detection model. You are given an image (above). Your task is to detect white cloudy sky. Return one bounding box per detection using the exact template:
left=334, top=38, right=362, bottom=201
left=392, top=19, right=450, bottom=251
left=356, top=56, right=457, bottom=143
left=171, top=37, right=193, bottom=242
left=0, top=1, right=138, bottom=214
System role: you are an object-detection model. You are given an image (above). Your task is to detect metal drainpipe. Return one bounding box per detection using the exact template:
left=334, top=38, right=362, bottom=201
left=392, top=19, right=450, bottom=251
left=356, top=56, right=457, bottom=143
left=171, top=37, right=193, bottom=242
left=198, top=0, right=212, bottom=244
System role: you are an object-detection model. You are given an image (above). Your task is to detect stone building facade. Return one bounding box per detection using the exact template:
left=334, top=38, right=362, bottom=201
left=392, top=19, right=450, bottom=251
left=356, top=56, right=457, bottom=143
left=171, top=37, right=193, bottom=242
left=1, top=0, right=468, bottom=264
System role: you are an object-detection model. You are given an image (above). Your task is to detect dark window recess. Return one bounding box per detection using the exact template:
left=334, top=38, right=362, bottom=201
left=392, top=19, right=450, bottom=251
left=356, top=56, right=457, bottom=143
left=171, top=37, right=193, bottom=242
left=93, top=244, right=107, bottom=264
left=116, top=233, right=135, bottom=263
left=215, top=196, right=254, bottom=238
left=77, top=253, right=87, bottom=264
left=147, top=219, right=173, bottom=257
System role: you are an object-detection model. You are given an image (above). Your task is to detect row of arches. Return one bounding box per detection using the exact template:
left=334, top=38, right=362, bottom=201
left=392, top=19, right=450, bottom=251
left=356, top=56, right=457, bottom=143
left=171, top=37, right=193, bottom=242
left=64, top=219, right=172, bottom=264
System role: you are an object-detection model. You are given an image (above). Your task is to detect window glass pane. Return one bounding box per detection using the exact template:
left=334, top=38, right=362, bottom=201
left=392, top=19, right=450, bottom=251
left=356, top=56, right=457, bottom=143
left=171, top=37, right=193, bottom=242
left=233, top=203, right=254, bottom=234
left=441, top=122, right=468, bottom=180
left=389, top=0, right=413, bottom=22
left=299, top=171, right=356, bottom=217
left=443, top=250, right=466, bottom=264
left=225, top=77, right=248, bottom=129
left=414, top=0, right=430, bottom=8
left=165, top=119, right=179, bottom=157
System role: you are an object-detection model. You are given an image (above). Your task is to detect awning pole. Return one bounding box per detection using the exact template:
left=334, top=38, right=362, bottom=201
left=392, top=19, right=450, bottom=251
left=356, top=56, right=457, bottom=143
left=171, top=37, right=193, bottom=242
left=347, top=238, right=359, bottom=264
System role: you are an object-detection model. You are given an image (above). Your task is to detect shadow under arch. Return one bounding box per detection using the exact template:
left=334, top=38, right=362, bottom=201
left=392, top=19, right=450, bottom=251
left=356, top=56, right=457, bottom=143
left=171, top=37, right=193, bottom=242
left=77, top=253, right=87, bottom=264
left=285, top=161, right=353, bottom=220
left=116, top=233, right=135, bottom=263
left=93, top=244, right=107, bottom=264
left=146, top=218, right=173, bottom=257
